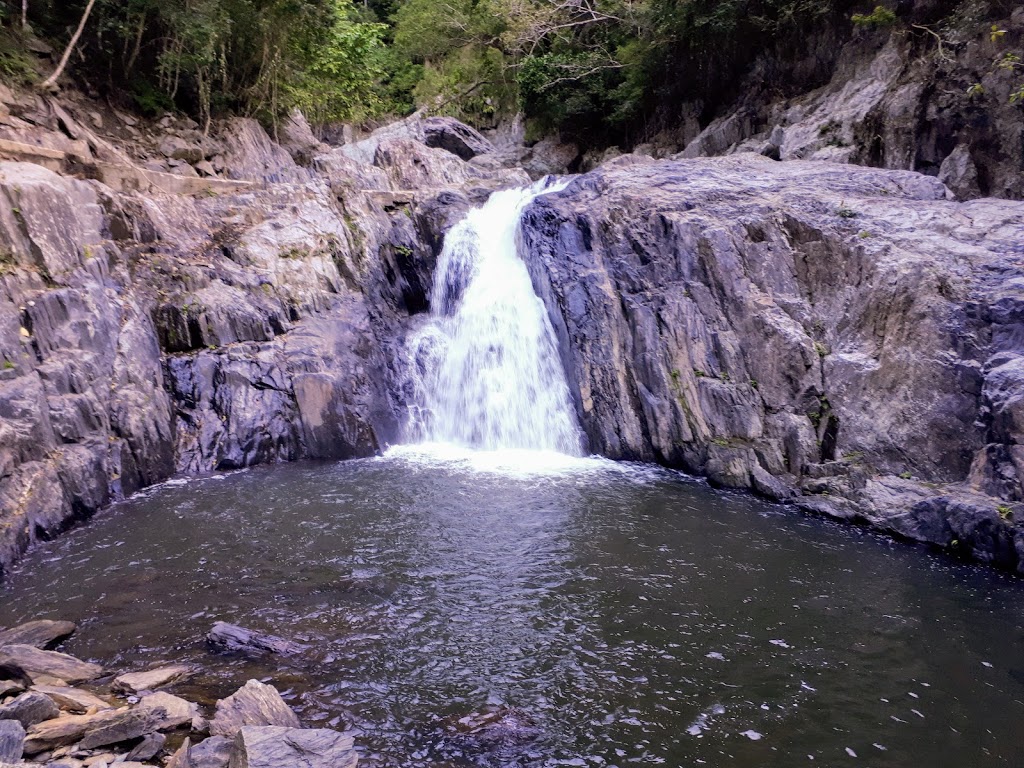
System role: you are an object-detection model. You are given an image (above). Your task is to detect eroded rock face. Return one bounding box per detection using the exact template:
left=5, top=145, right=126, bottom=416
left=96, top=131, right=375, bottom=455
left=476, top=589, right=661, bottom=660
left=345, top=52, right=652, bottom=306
left=673, top=9, right=1024, bottom=201
left=521, top=154, right=1024, bottom=570
left=0, top=110, right=517, bottom=577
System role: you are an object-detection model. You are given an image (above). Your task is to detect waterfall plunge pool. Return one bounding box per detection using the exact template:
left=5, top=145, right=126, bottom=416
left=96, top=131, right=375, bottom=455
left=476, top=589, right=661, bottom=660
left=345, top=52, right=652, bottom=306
left=1, top=448, right=1023, bottom=767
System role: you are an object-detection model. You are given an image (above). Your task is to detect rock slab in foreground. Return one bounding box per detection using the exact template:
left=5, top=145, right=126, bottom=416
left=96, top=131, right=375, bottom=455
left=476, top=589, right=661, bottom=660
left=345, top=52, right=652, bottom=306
left=0, top=621, right=76, bottom=650
left=23, top=709, right=119, bottom=753
left=0, top=645, right=102, bottom=684
left=210, top=680, right=300, bottom=737
left=228, top=725, right=358, bottom=768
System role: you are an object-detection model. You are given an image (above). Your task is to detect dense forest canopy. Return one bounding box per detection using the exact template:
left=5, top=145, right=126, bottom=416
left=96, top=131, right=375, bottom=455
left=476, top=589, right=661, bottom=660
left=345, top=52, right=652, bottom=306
left=0, top=1, right=1018, bottom=144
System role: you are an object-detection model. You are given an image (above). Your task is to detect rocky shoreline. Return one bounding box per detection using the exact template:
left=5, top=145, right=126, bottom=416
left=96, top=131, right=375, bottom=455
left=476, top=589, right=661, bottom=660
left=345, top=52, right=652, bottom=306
left=0, top=619, right=357, bottom=768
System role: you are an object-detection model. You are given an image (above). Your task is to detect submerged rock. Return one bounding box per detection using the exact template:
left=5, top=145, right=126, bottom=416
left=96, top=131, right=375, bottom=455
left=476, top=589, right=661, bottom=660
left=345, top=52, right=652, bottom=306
left=207, top=623, right=307, bottom=658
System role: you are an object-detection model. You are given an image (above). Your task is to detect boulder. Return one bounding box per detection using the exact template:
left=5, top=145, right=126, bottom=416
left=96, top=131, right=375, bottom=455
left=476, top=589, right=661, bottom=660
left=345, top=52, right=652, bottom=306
left=0, top=718, right=25, bottom=763
left=0, top=691, right=60, bottom=728
left=135, top=691, right=199, bottom=731
left=938, top=143, right=982, bottom=201
left=421, top=117, right=494, bottom=161
left=0, top=646, right=102, bottom=685
left=189, top=734, right=233, bottom=768
left=125, top=731, right=165, bottom=761
left=159, top=136, right=205, bottom=165
left=521, top=137, right=579, bottom=178
left=76, top=706, right=165, bottom=750
left=0, top=621, right=76, bottom=650
left=228, top=726, right=358, bottom=768
left=112, top=665, right=192, bottom=694
left=209, top=681, right=300, bottom=738
left=207, top=623, right=306, bottom=657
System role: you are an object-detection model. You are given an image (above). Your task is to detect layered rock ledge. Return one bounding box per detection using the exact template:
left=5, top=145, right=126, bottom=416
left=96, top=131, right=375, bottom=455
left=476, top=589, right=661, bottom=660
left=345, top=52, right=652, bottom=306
left=522, top=154, right=1024, bottom=570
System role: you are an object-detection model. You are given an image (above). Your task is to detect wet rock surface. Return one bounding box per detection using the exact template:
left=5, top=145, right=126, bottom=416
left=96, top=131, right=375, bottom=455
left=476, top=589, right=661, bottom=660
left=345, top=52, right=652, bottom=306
left=522, top=154, right=1024, bottom=571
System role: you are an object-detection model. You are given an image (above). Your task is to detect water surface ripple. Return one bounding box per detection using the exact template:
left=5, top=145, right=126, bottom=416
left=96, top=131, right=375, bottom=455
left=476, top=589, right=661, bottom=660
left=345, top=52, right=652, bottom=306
left=1, top=452, right=1022, bottom=767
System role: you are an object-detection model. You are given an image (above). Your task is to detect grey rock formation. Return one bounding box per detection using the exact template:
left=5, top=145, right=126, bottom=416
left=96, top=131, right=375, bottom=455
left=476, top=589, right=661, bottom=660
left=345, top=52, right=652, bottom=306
left=0, top=718, right=24, bottom=763
left=228, top=725, right=358, bottom=768
left=521, top=154, right=1024, bottom=570
left=210, top=680, right=301, bottom=738
left=671, top=10, right=1024, bottom=200
left=0, top=691, right=60, bottom=728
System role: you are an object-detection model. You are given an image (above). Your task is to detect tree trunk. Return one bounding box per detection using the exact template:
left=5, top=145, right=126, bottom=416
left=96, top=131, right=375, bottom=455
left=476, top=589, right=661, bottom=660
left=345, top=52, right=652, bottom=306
left=40, top=0, right=98, bottom=90
left=21, top=0, right=27, bottom=30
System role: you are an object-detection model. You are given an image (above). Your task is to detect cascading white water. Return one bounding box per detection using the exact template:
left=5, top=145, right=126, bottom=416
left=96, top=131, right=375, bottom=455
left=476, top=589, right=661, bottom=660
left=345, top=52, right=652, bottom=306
left=406, top=179, right=583, bottom=455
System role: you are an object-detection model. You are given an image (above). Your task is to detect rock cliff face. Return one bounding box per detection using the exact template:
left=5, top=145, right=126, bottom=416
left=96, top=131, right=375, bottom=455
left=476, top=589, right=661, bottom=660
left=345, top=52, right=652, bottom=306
left=0, top=103, right=524, bottom=576
left=639, top=6, right=1024, bottom=201
left=521, top=154, right=1024, bottom=571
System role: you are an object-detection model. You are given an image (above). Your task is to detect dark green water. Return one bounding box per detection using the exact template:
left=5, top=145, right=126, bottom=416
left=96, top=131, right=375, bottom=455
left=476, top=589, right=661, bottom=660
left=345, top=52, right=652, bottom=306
left=1, top=448, right=1022, bottom=767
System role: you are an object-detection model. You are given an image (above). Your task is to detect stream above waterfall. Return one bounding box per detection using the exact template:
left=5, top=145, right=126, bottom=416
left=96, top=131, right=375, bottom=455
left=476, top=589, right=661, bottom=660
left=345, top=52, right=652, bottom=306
left=1, top=454, right=1023, bottom=767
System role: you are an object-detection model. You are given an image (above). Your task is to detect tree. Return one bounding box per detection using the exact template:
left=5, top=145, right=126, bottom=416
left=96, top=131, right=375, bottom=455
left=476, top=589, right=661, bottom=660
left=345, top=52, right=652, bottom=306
left=41, top=0, right=98, bottom=90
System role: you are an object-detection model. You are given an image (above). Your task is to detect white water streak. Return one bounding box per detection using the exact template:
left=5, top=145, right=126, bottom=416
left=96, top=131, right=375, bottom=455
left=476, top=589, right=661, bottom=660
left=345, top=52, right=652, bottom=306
left=406, top=179, right=583, bottom=454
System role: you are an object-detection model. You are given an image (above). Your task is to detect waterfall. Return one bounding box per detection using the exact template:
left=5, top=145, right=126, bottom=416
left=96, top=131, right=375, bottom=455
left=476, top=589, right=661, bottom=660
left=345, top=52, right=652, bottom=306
left=406, top=179, right=583, bottom=455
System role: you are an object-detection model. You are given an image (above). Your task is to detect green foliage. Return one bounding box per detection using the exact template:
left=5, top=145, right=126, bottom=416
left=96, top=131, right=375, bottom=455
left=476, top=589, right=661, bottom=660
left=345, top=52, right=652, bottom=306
left=18, top=0, right=389, bottom=124
left=0, top=27, right=38, bottom=86
left=851, top=6, right=897, bottom=26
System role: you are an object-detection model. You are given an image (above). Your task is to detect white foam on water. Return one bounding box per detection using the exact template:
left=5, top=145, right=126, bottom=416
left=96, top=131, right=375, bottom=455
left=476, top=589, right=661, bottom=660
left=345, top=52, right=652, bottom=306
left=382, top=442, right=623, bottom=479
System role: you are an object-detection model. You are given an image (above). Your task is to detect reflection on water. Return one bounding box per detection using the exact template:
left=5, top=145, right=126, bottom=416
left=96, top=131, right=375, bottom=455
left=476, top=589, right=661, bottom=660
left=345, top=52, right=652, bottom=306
left=1, top=452, right=1023, bottom=767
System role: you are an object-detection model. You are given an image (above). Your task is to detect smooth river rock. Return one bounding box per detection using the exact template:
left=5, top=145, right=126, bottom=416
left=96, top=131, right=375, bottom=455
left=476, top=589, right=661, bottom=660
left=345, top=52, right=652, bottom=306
left=0, top=646, right=102, bottom=685
left=0, top=621, right=76, bottom=650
